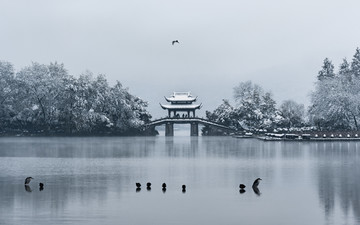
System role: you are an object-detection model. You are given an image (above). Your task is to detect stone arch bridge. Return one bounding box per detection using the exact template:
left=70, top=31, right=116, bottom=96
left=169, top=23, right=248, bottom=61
left=145, top=117, right=235, bottom=136
left=146, top=92, right=236, bottom=136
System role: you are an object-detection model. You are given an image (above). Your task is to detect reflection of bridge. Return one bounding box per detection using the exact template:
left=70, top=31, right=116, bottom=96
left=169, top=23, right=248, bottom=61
left=145, top=117, right=235, bottom=136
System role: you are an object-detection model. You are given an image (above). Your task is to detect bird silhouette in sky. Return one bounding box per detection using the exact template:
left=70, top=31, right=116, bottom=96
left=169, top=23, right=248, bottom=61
left=172, top=40, right=179, bottom=45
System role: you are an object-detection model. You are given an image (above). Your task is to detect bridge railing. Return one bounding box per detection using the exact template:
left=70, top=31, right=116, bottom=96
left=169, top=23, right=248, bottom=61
left=147, top=116, right=207, bottom=123
left=145, top=117, right=236, bottom=131
left=148, top=116, right=204, bottom=122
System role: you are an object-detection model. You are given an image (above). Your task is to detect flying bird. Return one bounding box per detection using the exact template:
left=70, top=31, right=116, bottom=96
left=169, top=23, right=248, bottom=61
left=172, top=40, right=179, bottom=45
left=24, top=177, right=33, bottom=185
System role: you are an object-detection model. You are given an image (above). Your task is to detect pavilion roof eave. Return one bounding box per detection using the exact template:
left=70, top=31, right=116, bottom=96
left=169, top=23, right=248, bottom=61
left=164, top=96, right=197, bottom=102
left=160, top=103, right=202, bottom=110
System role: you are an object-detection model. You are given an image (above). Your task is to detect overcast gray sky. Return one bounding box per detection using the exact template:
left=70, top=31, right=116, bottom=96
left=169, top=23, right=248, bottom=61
left=1, top=0, right=360, bottom=118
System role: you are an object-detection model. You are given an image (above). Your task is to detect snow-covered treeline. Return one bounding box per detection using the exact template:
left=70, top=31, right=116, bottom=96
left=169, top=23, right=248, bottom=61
left=0, top=61, right=154, bottom=135
left=202, top=81, right=305, bottom=135
left=310, top=48, right=360, bottom=130
left=203, top=47, right=360, bottom=135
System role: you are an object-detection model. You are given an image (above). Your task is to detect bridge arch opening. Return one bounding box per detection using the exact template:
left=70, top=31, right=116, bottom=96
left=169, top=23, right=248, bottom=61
left=156, top=124, right=199, bottom=136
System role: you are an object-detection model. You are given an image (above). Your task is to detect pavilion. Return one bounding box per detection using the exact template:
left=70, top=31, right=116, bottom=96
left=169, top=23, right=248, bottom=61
left=160, top=92, right=202, bottom=118
left=145, top=92, right=233, bottom=136
left=159, top=92, right=202, bottom=136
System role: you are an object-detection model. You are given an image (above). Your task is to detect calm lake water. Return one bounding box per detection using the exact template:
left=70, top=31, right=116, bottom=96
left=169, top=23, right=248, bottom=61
left=0, top=136, right=359, bottom=225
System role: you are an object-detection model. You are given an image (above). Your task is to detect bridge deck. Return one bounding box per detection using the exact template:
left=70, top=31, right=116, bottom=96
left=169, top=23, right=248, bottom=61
left=146, top=117, right=235, bottom=131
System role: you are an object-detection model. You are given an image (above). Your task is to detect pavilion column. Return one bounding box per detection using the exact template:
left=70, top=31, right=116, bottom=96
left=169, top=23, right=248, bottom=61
left=190, top=122, right=198, bottom=136
left=165, top=122, right=174, bottom=136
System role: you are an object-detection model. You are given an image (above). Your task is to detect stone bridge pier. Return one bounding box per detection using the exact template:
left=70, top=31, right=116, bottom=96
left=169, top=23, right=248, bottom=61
left=165, top=122, right=174, bottom=136
left=190, top=122, right=198, bottom=136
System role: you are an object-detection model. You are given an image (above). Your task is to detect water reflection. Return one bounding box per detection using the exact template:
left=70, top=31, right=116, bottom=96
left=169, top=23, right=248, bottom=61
left=203, top=137, right=276, bottom=159
left=182, top=184, right=186, bottom=193
left=165, top=137, right=199, bottom=157
left=24, top=185, right=32, bottom=192
left=280, top=142, right=306, bottom=158
left=146, top=182, right=151, bottom=191
left=0, top=137, right=359, bottom=225
left=252, top=187, right=261, bottom=196
left=311, top=142, right=360, bottom=222
left=0, top=137, right=158, bottom=158
left=39, top=183, right=44, bottom=191
left=2, top=176, right=107, bottom=216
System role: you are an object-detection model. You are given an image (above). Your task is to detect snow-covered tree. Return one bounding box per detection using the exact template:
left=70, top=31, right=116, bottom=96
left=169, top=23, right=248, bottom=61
left=260, top=92, right=277, bottom=128
left=202, top=99, right=236, bottom=135
left=0, top=61, right=153, bottom=135
left=279, top=100, right=305, bottom=128
left=0, top=61, right=16, bottom=131
left=233, top=81, right=277, bottom=130
left=0, top=61, right=15, bottom=104
left=317, top=58, right=335, bottom=81
left=310, top=77, right=346, bottom=129
left=339, top=59, right=351, bottom=77
left=351, top=47, right=360, bottom=77
left=206, top=99, right=234, bottom=125
left=15, top=62, right=70, bottom=131
left=204, top=81, right=280, bottom=134
left=309, top=49, right=360, bottom=130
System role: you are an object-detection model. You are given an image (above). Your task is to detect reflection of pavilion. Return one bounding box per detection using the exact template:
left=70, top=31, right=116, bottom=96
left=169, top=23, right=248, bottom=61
left=160, top=92, right=202, bottom=118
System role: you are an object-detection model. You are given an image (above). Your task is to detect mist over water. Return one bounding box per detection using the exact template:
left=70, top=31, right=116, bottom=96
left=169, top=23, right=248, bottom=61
left=0, top=137, right=359, bottom=225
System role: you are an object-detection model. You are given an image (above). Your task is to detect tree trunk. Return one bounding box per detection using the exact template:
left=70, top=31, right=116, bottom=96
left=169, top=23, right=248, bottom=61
left=37, top=97, right=47, bottom=126
left=354, top=115, right=358, bottom=131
